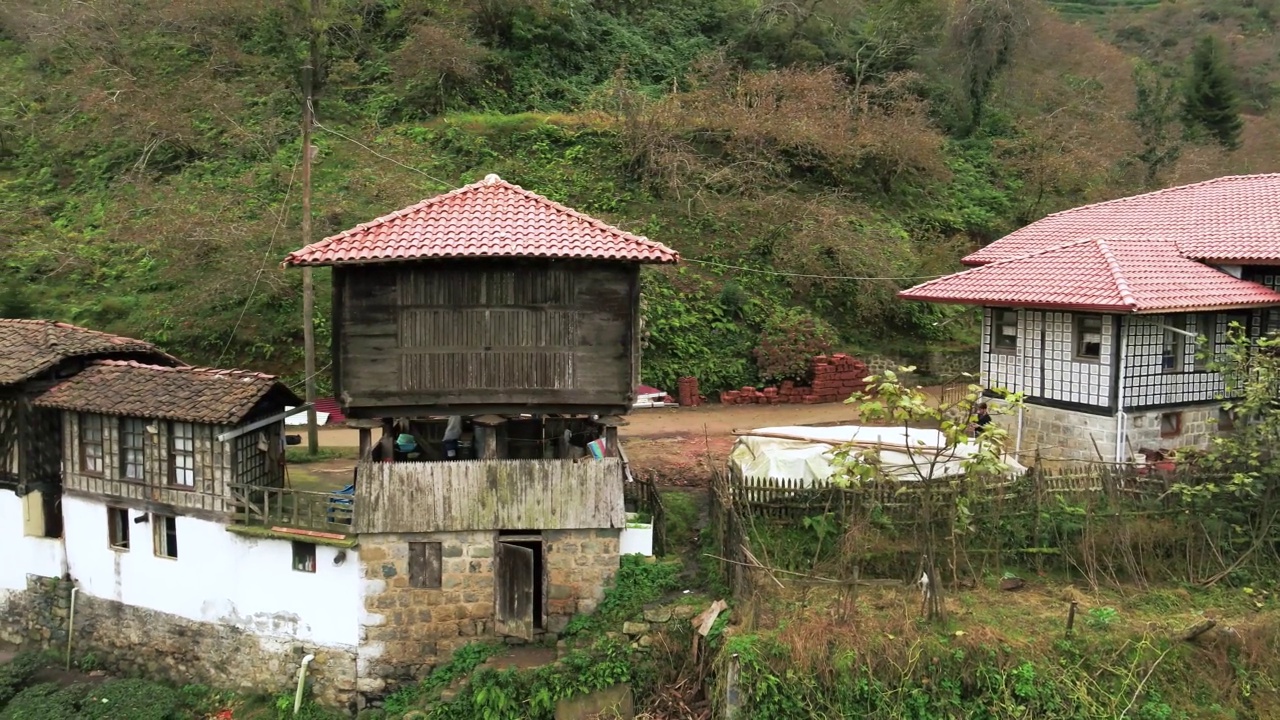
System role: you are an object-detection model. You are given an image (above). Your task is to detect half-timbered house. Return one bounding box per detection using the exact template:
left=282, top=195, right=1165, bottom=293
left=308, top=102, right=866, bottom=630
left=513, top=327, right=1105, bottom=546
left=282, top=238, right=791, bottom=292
left=284, top=173, right=678, bottom=696
left=900, top=174, right=1280, bottom=462
left=0, top=319, right=176, bottom=541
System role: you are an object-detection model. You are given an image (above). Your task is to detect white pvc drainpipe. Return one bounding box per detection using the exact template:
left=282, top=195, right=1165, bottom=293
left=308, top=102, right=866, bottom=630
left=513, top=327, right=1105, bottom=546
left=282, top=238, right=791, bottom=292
left=1115, top=327, right=1128, bottom=463
left=294, top=654, right=316, bottom=715
left=65, top=585, right=79, bottom=671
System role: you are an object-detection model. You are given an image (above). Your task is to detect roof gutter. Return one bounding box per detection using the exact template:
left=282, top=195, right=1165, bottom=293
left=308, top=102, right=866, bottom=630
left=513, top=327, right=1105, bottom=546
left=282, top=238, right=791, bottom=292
left=217, top=403, right=313, bottom=443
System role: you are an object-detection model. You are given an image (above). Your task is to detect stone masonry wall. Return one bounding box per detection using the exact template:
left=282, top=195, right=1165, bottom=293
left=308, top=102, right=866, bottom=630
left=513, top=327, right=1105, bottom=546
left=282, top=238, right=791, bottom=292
left=990, top=402, right=1120, bottom=463
left=357, top=528, right=619, bottom=702
left=1125, top=404, right=1220, bottom=455
left=0, top=575, right=358, bottom=711
left=990, top=401, right=1226, bottom=463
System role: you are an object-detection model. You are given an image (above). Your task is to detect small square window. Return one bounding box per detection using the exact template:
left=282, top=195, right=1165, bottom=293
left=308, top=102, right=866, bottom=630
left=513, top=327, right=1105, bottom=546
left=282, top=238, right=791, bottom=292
left=292, top=541, right=317, bottom=573
left=992, top=309, right=1018, bottom=352
left=1159, top=412, right=1182, bottom=439
left=108, top=507, right=130, bottom=551
left=408, top=541, right=442, bottom=589
left=1218, top=408, right=1237, bottom=431
left=1075, top=315, right=1104, bottom=361
left=153, top=515, right=178, bottom=559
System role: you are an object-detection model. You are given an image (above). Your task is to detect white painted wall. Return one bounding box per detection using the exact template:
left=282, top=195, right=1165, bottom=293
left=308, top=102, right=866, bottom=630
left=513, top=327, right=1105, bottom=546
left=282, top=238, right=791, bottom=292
left=982, top=308, right=1114, bottom=408
left=61, top=495, right=360, bottom=647
left=0, top=489, right=67, bottom=593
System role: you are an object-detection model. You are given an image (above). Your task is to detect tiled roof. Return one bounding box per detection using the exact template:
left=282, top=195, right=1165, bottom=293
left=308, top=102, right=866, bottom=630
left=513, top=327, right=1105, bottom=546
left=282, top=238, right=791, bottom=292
left=901, top=238, right=1280, bottom=313
left=964, top=174, right=1280, bottom=266
left=0, top=319, right=177, bottom=387
left=33, top=361, right=302, bottom=426
left=284, top=174, right=679, bottom=266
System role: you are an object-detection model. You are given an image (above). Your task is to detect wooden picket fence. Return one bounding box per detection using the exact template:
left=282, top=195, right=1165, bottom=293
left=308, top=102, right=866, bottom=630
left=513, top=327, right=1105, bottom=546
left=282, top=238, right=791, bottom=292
left=725, top=462, right=1196, bottom=522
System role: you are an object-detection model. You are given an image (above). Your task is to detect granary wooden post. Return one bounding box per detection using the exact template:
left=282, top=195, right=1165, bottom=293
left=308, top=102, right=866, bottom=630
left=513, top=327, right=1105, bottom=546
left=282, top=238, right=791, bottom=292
left=598, top=416, right=625, bottom=457
left=473, top=415, right=507, bottom=460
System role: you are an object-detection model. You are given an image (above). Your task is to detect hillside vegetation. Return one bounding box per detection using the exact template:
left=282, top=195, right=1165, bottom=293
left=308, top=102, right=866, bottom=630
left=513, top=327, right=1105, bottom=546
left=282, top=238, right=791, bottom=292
left=1, top=0, right=1278, bottom=390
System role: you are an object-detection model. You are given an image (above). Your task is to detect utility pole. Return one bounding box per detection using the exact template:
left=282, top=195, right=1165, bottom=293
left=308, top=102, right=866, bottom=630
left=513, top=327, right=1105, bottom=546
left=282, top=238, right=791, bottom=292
left=301, top=0, right=320, bottom=456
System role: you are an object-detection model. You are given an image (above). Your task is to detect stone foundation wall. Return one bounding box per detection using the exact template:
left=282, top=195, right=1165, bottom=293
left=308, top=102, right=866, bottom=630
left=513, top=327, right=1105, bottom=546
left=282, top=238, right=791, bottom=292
left=357, top=528, right=619, bottom=700
left=992, top=402, right=1226, bottom=463
left=991, top=402, right=1120, bottom=462
left=1125, top=404, right=1220, bottom=455
left=0, top=575, right=358, bottom=711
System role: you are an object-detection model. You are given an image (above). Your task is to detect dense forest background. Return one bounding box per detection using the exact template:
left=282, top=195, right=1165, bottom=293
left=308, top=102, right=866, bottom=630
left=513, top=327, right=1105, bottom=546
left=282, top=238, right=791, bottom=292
left=1, top=0, right=1277, bottom=391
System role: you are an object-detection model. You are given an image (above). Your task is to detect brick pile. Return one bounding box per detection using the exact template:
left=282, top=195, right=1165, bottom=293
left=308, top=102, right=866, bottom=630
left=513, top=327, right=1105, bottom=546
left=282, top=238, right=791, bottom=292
left=677, top=376, right=704, bottom=407
left=720, top=354, right=870, bottom=405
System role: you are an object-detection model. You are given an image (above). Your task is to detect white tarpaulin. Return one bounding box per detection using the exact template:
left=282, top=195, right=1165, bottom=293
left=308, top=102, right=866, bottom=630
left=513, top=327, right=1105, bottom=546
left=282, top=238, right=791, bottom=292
left=728, top=425, right=1026, bottom=485
left=284, top=407, right=330, bottom=426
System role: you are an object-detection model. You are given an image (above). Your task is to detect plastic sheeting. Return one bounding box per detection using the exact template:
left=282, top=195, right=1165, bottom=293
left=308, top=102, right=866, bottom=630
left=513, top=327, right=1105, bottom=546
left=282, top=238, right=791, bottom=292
left=284, top=407, right=331, bottom=426
left=728, top=425, right=1026, bottom=485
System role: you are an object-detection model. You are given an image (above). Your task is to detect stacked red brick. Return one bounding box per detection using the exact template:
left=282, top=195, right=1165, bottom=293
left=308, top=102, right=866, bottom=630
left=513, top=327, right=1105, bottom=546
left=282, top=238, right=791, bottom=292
left=677, top=376, right=702, bottom=407
left=720, top=354, right=870, bottom=405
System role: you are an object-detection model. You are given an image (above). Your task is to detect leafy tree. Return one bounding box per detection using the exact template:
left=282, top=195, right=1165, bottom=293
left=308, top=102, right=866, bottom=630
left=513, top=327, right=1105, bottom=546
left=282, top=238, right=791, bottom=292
left=1130, top=62, right=1183, bottom=184
left=1182, top=34, right=1243, bottom=151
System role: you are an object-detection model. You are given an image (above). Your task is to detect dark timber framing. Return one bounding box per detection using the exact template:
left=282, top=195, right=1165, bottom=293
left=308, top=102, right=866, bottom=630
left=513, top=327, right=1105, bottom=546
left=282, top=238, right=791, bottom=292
left=334, top=259, right=641, bottom=418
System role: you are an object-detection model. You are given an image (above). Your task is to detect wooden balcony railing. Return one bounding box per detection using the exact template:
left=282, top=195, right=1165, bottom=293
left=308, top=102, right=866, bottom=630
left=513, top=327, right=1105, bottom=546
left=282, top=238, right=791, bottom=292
left=228, top=483, right=354, bottom=534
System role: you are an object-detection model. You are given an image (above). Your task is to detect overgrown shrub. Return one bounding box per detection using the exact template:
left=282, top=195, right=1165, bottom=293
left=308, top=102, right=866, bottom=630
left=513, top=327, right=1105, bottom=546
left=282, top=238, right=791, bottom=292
left=563, top=555, right=682, bottom=637
left=0, top=653, right=43, bottom=707
left=0, top=679, right=182, bottom=720
left=753, top=307, right=837, bottom=383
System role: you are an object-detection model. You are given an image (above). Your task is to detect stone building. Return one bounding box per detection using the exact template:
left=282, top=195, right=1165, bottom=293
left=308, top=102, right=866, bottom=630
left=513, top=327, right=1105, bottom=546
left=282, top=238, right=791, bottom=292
left=3, top=176, right=672, bottom=713
left=284, top=173, right=677, bottom=704
left=900, top=174, right=1280, bottom=462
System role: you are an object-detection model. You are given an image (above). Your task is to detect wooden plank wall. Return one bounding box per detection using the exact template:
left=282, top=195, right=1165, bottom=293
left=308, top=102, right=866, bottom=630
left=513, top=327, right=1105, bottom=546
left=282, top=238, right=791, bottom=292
left=354, top=458, right=627, bottom=533
left=338, top=260, right=638, bottom=412
left=62, top=413, right=234, bottom=514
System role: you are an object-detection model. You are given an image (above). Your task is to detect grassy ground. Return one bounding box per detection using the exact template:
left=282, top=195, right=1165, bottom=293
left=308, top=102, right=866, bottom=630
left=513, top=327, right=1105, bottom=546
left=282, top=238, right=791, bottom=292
left=722, top=572, right=1280, bottom=718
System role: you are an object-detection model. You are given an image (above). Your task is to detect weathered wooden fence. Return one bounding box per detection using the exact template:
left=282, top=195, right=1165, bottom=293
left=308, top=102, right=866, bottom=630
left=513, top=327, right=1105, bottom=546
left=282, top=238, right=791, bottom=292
left=229, top=483, right=354, bottom=533
left=725, top=463, right=1187, bottom=522
left=353, top=458, right=626, bottom=533
left=708, top=461, right=1271, bottom=593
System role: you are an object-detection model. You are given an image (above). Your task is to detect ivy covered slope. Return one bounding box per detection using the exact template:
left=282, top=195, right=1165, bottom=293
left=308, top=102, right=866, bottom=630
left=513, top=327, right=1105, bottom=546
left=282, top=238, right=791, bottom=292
left=2, top=0, right=1278, bottom=389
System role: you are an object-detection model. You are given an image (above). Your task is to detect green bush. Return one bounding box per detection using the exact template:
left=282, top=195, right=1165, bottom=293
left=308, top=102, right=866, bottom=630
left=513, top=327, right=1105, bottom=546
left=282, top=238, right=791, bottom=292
left=0, top=680, right=182, bottom=720
left=753, top=307, right=837, bottom=383
left=0, top=653, right=44, bottom=707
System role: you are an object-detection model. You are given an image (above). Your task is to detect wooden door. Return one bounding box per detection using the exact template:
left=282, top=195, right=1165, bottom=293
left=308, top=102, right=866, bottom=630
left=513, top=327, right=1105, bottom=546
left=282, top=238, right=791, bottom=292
left=495, top=541, right=535, bottom=640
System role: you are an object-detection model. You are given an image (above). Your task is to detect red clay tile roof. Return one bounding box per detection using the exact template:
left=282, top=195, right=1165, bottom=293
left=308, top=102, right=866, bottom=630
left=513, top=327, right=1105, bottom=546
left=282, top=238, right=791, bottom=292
left=0, top=319, right=178, bottom=387
left=33, top=361, right=302, bottom=425
left=964, top=174, right=1280, bottom=266
left=901, top=237, right=1280, bottom=313
left=284, top=174, right=679, bottom=266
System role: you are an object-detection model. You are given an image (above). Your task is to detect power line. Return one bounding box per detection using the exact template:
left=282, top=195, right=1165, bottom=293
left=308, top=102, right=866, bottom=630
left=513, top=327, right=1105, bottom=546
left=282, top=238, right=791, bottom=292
left=215, top=157, right=300, bottom=367
left=308, top=103, right=452, bottom=191
left=681, top=257, right=945, bottom=282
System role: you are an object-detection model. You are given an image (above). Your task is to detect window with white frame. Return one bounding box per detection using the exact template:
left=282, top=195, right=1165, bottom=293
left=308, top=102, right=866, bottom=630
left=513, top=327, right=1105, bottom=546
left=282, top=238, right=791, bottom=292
left=80, top=414, right=105, bottom=475
left=119, top=418, right=146, bottom=481
left=1162, top=314, right=1185, bottom=373
left=992, top=309, right=1018, bottom=352
left=1074, top=315, right=1103, bottom=361
left=169, top=422, right=195, bottom=487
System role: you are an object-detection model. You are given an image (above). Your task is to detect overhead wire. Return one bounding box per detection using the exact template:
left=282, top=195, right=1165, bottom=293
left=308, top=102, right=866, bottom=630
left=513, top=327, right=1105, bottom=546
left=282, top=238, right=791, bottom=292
left=679, top=257, right=946, bottom=282
left=215, top=157, right=300, bottom=367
